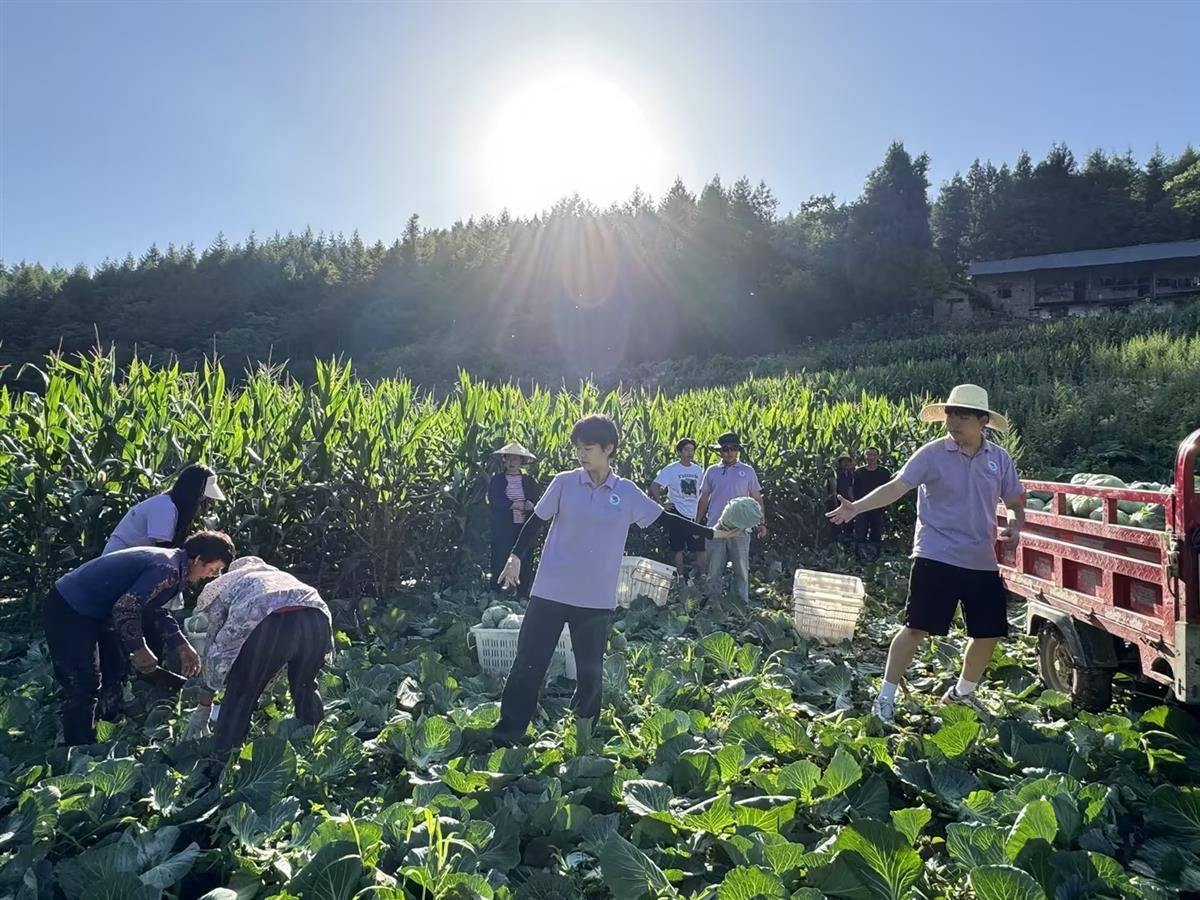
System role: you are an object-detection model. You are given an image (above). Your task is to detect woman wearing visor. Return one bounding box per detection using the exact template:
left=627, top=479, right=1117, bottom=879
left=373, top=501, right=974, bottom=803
left=104, top=463, right=227, bottom=554
left=96, top=463, right=228, bottom=717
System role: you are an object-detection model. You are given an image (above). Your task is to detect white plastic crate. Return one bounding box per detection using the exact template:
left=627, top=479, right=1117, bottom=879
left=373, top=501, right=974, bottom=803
left=470, top=618, right=576, bottom=680
left=616, top=556, right=676, bottom=608
left=792, top=568, right=866, bottom=643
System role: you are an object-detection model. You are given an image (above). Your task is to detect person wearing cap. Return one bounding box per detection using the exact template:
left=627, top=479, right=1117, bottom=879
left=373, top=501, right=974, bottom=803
left=183, top=556, right=332, bottom=759
left=827, top=454, right=856, bottom=544
left=44, top=531, right=235, bottom=745
left=492, top=414, right=741, bottom=745
left=827, top=385, right=1025, bottom=725
left=96, top=463, right=227, bottom=715
left=650, top=437, right=707, bottom=577
left=696, top=431, right=766, bottom=603
left=104, top=463, right=227, bottom=555
left=487, top=443, right=542, bottom=598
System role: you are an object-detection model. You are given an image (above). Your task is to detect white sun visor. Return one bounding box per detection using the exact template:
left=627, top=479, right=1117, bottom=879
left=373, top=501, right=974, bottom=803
left=203, top=474, right=226, bottom=501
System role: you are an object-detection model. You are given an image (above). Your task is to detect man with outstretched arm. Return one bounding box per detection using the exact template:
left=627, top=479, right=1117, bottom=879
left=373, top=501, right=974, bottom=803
left=827, top=385, right=1025, bottom=725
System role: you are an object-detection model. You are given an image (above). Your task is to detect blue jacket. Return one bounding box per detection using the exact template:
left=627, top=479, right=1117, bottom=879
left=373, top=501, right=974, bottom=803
left=55, top=546, right=188, bottom=653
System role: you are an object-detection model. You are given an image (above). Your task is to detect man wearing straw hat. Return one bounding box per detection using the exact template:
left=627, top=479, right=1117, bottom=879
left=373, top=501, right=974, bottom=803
left=827, top=385, right=1025, bottom=725
left=488, top=442, right=542, bottom=598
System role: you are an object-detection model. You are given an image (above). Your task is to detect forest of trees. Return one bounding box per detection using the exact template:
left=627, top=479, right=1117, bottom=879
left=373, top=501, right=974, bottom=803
left=2, top=143, right=1198, bottom=387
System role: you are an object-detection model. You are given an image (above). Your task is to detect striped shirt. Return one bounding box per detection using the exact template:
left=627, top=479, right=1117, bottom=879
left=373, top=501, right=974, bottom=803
left=505, top=474, right=527, bottom=523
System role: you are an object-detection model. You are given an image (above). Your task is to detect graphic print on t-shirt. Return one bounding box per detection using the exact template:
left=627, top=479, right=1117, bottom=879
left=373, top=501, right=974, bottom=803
left=680, top=476, right=698, bottom=497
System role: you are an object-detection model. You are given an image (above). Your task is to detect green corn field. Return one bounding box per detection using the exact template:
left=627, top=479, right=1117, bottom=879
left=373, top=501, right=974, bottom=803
left=0, top=351, right=942, bottom=614
left=5, top=300, right=1200, bottom=618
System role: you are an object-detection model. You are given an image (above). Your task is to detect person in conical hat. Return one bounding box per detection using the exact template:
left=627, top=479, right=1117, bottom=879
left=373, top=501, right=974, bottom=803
left=827, top=384, right=1025, bottom=725
left=488, top=442, right=542, bottom=598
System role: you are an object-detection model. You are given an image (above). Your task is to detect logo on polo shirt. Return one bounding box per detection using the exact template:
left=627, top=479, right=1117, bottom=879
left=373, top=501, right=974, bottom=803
left=608, top=493, right=621, bottom=506
left=987, top=460, right=998, bottom=473
left=738, top=470, right=746, bottom=478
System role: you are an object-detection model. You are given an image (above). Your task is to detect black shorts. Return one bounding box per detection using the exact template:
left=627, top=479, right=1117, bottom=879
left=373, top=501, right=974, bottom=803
left=666, top=514, right=706, bottom=553
left=903, top=557, right=1009, bottom=639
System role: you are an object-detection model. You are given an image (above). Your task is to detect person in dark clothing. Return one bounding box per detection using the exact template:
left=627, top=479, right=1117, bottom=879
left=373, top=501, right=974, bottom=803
left=44, top=531, right=235, bottom=745
left=828, top=454, right=856, bottom=543
left=487, top=442, right=542, bottom=598
left=491, top=415, right=740, bottom=746
left=100, top=463, right=228, bottom=715
left=853, top=447, right=893, bottom=559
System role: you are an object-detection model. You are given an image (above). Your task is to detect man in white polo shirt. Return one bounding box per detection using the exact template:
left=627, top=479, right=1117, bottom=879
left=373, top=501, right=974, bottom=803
left=651, top=437, right=707, bottom=578
left=827, top=385, right=1025, bottom=725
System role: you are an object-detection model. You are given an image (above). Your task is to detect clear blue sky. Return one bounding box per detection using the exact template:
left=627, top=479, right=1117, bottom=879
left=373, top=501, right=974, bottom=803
left=2, top=0, right=1197, bottom=269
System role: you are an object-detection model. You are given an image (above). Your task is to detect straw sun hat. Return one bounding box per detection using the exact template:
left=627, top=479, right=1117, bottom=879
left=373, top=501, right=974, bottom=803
left=493, top=442, right=537, bottom=461
left=918, top=384, right=1010, bottom=433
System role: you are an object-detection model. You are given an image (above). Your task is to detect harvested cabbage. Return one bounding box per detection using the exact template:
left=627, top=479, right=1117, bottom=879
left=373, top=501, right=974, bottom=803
left=717, top=496, right=764, bottom=532
left=1130, top=504, right=1166, bottom=530
left=480, top=605, right=513, bottom=628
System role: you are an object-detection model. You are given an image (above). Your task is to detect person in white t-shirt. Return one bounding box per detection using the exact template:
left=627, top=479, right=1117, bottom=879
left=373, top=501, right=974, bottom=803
left=650, top=438, right=707, bottom=577
left=104, top=464, right=227, bottom=555
left=96, top=463, right=226, bottom=719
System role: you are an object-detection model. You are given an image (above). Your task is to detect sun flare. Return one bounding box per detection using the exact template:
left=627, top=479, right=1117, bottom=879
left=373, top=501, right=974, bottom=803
left=481, top=71, right=667, bottom=215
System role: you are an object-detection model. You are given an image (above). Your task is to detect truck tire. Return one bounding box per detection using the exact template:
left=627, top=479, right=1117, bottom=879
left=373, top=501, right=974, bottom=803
left=1037, top=623, right=1113, bottom=712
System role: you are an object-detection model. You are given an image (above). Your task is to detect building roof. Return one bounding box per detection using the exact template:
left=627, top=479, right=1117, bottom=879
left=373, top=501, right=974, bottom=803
left=968, top=239, right=1200, bottom=277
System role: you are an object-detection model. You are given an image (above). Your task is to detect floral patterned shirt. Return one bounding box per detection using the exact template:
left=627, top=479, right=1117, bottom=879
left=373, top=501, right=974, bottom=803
left=196, top=557, right=330, bottom=691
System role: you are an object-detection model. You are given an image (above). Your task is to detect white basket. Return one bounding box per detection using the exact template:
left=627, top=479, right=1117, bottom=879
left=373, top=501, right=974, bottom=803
left=792, top=568, right=865, bottom=643
left=470, top=619, right=576, bottom=680
left=616, top=556, right=676, bottom=608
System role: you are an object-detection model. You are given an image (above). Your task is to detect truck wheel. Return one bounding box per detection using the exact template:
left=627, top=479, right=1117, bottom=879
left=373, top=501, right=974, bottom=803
left=1037, top=624, right=1113, bottom=712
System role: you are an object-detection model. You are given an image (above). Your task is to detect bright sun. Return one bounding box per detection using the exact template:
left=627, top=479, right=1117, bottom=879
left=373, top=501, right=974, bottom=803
left=482, top=71, right=667, bottom=215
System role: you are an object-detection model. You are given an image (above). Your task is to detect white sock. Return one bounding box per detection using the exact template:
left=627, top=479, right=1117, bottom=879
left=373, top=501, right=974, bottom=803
left=879, top=680, right=899, bottom=701
left=955, top=677, right=977, bottom=697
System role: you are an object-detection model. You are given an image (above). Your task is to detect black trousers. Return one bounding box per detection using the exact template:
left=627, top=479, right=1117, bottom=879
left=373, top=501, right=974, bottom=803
left=95, top=606, right=173, bottom=719
left=45, top=590, right=128, bottom=745
left=490, top=521, right=532, bottom=598
left=495, top=596, right=612, bottom=740
left=213, top=608, right=332, bottom=757
left=855, top=510, right=885, bottom=544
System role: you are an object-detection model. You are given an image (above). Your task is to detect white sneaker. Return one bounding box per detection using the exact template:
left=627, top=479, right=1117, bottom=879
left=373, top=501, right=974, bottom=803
left=871, top=694, right=896, bottom=725
left=940, top=685, right=991, bottom=719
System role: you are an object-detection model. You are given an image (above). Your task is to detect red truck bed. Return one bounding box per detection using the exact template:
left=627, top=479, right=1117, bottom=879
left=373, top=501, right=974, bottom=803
left=998, top=427, right=1200, bottom=708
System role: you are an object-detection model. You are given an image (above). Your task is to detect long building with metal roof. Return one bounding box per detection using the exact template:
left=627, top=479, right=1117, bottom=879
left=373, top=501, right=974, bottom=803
left=963, top=239, right=1200, bottom=318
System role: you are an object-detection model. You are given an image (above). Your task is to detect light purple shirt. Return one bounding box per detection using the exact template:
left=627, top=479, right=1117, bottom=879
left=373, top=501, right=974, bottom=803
left=898, top=437, right=1023, bottom=571
left=531, top=468, right=664, bottom=610
left=700, top=461, right=762, bottom=527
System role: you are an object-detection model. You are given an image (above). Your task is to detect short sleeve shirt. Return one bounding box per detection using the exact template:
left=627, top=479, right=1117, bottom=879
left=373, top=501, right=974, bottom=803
left=104, top=494, right=178, bottom=554
left=531, top=468, right=665, bottom=610
left=898, top=437, right=1022, bottom=571
left=700, top=461, right=762, bottom=527
left=652, top=461, right=704, bottom=519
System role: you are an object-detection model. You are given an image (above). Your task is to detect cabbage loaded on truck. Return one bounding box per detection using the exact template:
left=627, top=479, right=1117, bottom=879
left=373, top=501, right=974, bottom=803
left=998, top=428, right=1200, bottom=711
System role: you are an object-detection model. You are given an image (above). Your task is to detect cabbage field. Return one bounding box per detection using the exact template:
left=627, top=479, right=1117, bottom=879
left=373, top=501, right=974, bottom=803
left=1, top=346, right=1200, bottom=898
left=3, top=565, right=1200, bottom=899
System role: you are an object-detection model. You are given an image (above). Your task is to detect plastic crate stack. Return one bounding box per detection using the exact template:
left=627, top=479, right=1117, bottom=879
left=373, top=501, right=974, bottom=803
left=792, top=568, right=866, bottom=642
